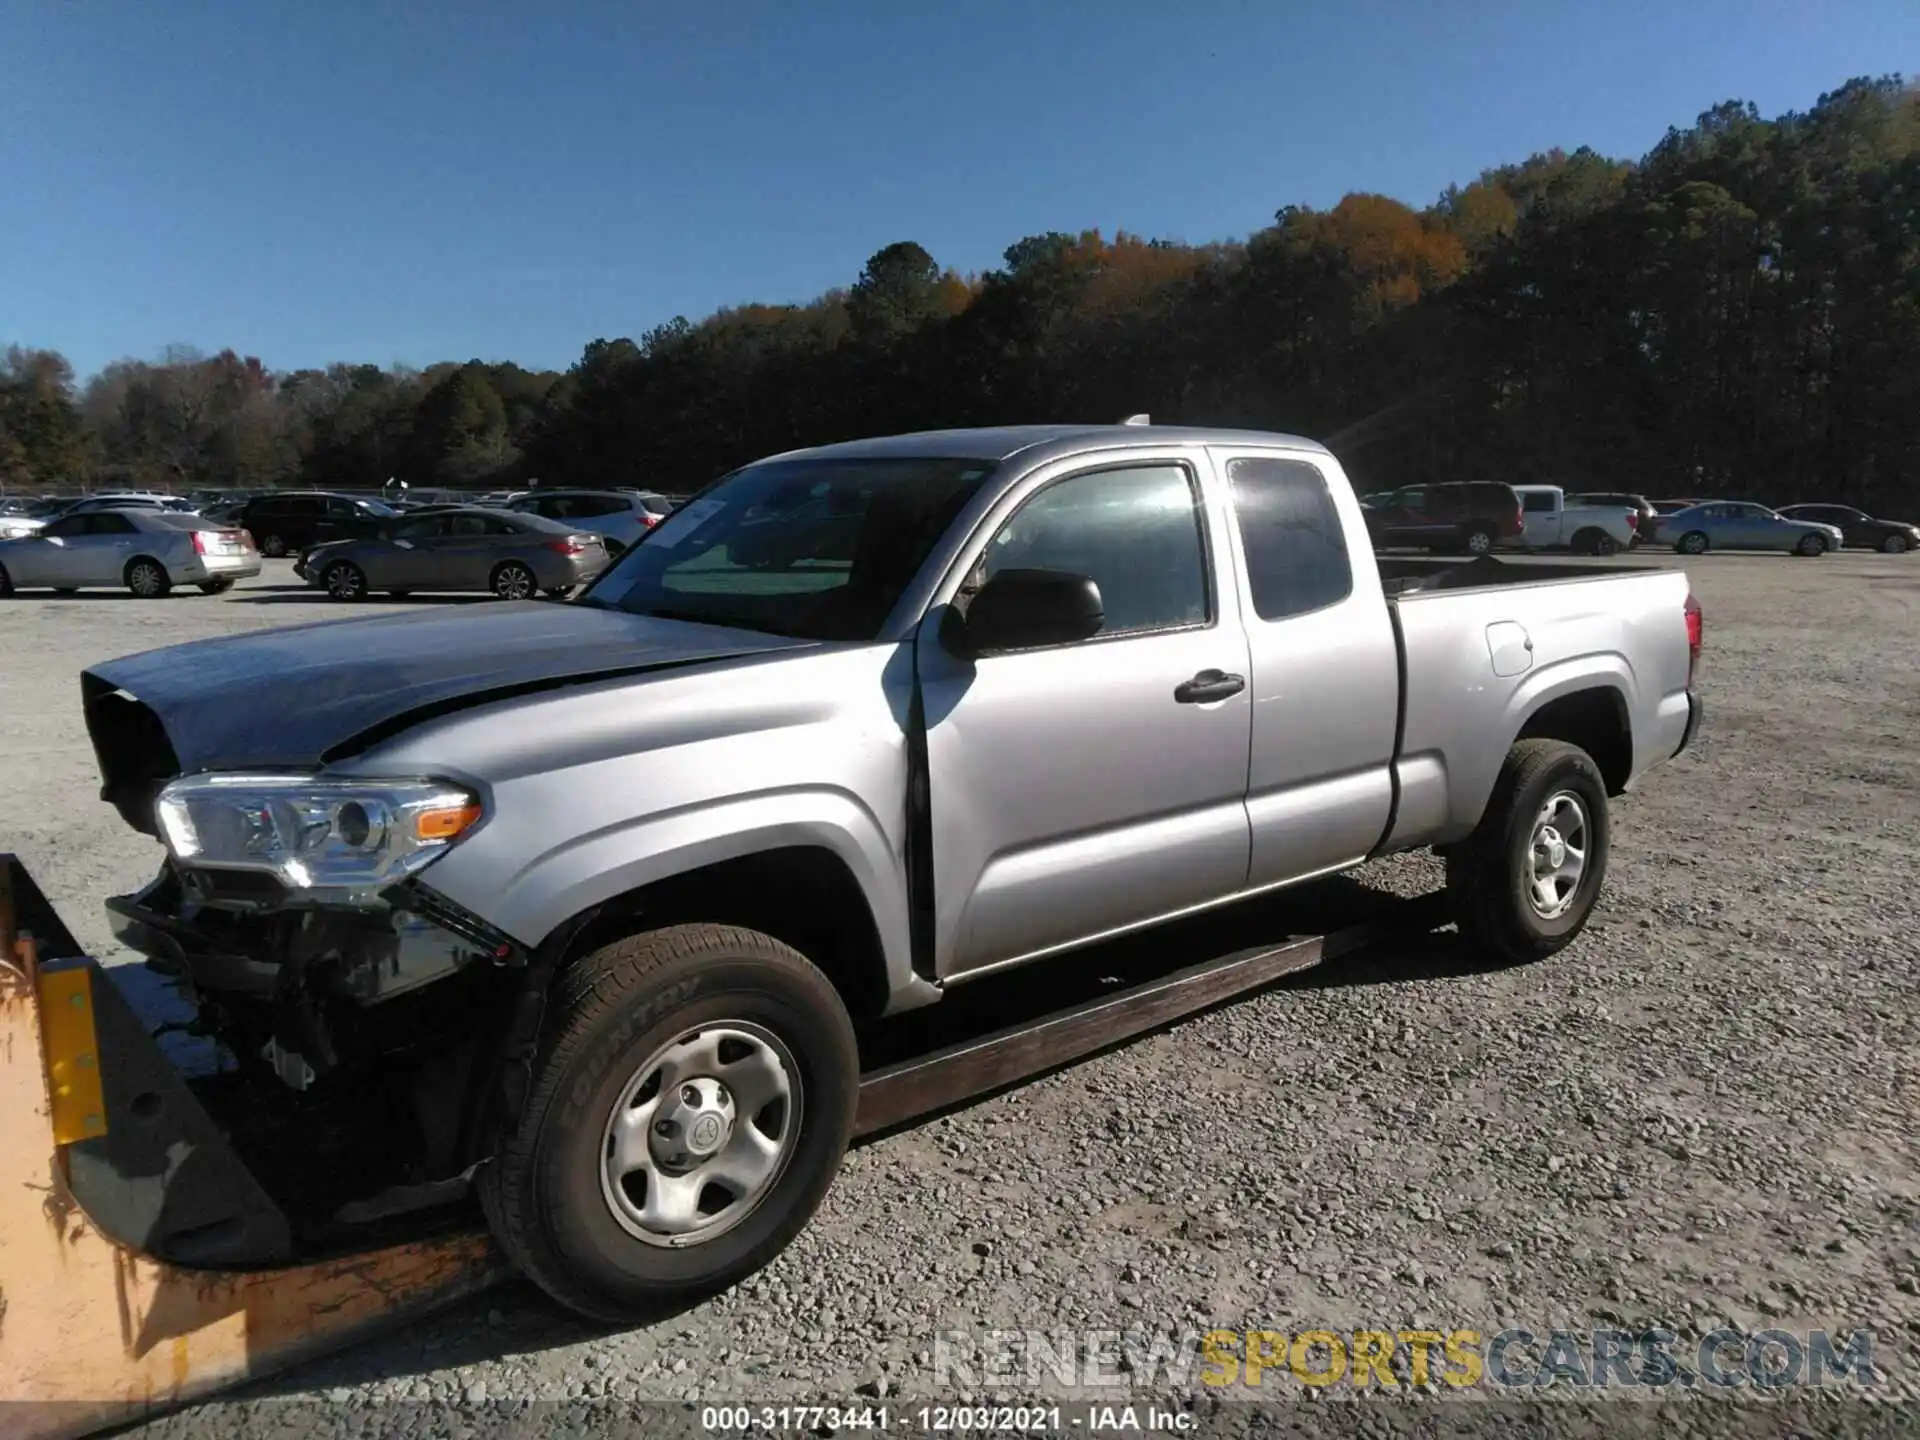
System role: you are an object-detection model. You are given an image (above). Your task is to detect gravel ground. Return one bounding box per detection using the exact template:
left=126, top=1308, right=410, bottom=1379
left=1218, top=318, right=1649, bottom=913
left=2, top=555, right=1915, bottom=1435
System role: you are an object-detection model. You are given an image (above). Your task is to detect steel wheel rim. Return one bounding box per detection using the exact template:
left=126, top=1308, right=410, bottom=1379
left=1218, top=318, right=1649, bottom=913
left=598, top=1020, right=803, bottom=1248
left=129, top=563, right=163, bottom=596
left=1526, top=790, right=1589, bottom=920
left=495, top=565, right=533, bottom=600
left=327, top=564, right=363, bottom=598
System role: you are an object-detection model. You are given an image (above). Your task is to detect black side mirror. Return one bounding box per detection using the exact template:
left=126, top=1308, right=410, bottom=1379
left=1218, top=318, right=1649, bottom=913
left=948, top=567, right=1104, bottom=656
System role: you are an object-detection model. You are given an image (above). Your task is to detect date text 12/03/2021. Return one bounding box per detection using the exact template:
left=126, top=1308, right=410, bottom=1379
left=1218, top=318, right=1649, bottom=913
left=700, top=1405, right=1197, bottom=1433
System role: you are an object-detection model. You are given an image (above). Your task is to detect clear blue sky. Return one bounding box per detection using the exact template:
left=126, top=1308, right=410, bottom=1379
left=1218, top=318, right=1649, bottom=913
left=4, top=0, right=1913, bottom=381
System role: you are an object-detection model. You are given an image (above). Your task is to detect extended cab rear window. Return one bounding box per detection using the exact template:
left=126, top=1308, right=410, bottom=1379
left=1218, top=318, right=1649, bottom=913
left=1224, top=457, right=1352, bottom=621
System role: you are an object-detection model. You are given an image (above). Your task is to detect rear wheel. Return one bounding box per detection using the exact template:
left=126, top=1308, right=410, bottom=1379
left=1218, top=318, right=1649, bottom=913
left=1446, top=739, right=1610, bottom=965
left=1796, top=533, right=1828, bottom=557
left=1677, top=530, right=1709, bottom=555
left=125, top=558, right=171, bottom=598
left=1882, top=533, right=1910, bottom=554
left=324, top=560, right=368, bottom=600
left=197, top=578, right=235, bottom=595
left=260, top=533, right=289, bottom=558
left=491, top=561, right=536, bottom=600
left=1590, top=531, right=1620, bottom=556
left=479, top=924, right=859, bottom=1322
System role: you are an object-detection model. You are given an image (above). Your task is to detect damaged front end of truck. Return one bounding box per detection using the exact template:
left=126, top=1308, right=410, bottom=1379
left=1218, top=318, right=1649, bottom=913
left=84, top=676, right=533, bottom=1240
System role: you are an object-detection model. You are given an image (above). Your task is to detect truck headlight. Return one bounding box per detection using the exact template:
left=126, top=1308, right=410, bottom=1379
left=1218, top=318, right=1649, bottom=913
left=154, top=775, right=482, bottom=897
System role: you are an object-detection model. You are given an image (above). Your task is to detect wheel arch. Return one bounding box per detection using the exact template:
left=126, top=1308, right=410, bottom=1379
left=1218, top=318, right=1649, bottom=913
left=430, top=795, right=926, bottom=1023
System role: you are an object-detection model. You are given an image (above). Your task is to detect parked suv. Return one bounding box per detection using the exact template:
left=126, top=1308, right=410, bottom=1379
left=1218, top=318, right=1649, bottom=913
left=506, top=488, right=672, bottom=555
left=1362, top=481, right=1525, bottom=555
left=238, top=491, right=400, bottom=557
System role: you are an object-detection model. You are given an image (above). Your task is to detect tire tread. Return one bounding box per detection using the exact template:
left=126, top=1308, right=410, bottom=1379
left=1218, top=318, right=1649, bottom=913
left=480, top=922, right=850, bottom=1321
left=1446, top=739, right=1605, bottom=964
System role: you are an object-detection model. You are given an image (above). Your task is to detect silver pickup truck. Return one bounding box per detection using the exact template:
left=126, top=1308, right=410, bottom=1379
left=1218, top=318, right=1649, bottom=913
left=81, top=423, right=1702, bottom=1319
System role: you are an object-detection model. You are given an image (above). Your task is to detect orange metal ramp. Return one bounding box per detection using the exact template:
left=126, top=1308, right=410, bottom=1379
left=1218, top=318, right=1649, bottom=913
left=0, top=858, right=509, bottom=1440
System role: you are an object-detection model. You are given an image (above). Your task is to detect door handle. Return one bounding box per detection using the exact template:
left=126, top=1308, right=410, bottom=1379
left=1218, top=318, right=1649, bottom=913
left=1174, top=669, right=1246, bottom=704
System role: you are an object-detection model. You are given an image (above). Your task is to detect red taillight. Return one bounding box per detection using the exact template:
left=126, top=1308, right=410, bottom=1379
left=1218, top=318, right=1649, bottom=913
left=191, top=530, right=209, bottom=554
left=546, top=538, right=586, bottom=556
left=1683, top=592, right=1703, bottom=686
left=1625, top=511, right=1639, bottom=531
left=643, top=513, right=661, bottom=528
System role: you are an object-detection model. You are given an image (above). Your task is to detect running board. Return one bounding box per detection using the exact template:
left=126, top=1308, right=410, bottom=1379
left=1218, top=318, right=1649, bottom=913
left=852, top=889, right=1450, bottom=1138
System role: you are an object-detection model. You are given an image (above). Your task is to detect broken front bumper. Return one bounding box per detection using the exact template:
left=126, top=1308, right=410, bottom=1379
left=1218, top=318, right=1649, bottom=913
left=0, top=854, right=506, bottom=1440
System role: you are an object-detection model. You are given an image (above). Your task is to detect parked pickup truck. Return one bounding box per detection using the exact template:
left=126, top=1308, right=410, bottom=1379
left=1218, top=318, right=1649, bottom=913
left=79, top=423, right=1703, bottom=1321
left=1510, top=485, right=1641, bottom=556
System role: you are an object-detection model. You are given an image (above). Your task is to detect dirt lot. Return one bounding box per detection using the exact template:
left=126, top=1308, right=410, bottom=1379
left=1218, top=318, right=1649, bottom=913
left=3, top=555, right=1916, bottom=1431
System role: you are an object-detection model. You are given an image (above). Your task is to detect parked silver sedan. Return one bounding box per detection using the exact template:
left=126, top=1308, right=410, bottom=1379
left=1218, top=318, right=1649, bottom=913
left=296, top=507, right=611, bottom=601
left=0, top=509, right=260, bottom=597
left=1652, top=500, right=1845, bottom=556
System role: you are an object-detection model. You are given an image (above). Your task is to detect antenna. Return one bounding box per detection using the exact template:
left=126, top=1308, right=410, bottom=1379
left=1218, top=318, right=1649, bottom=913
left=1119, top=413, right=1151, bottom=426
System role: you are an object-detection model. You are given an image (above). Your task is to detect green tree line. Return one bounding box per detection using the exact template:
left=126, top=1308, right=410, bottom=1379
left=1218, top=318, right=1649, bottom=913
left=4, top=77, right=1916, bottom=510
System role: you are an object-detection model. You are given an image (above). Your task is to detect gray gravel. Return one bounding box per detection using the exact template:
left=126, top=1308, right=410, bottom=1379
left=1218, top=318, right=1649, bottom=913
left=2, top=555, right=1915, bottom=1433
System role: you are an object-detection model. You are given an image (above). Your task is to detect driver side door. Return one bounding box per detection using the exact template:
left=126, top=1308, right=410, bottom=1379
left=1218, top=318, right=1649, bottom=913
left=915, top=456, right=1254, bottom=979
left=10, top=513, right=90, bottom=585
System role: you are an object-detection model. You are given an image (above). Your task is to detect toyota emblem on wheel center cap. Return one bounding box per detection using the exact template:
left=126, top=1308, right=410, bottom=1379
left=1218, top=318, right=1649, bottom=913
left=688, top=1113, right=725, bottom=1152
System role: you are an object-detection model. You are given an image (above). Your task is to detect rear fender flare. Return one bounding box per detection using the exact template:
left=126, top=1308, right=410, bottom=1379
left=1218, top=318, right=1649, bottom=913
left=1445, top=656, right=1637, bottom=841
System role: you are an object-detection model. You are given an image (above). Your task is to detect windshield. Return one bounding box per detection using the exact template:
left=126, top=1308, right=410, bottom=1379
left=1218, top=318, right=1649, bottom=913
left=579, top=456, right=997, bottom=640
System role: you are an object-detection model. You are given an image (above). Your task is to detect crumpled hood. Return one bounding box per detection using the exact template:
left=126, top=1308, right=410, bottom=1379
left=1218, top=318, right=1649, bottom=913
left=81, top=602, right=810, bottom=803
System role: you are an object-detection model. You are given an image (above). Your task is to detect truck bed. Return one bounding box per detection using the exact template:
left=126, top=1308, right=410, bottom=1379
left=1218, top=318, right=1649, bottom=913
left=1376, top=553, right=1655, bottom=596
left=1376, top=553, right=1696, bottom=853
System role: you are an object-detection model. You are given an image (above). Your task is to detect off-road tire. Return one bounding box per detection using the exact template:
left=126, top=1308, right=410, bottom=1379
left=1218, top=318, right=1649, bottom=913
left=479, top=923, right=859, bottom=1322
left=1446, top=739, right=1610, bottom=965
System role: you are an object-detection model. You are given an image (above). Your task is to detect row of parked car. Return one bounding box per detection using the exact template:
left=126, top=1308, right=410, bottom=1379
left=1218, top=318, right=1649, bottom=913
left=0, top=485, right=687, bottom=599
left=1357, top=482, right=1920, bottom=558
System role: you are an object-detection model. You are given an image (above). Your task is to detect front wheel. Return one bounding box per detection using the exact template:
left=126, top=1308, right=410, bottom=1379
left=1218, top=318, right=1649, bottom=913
left=479, top=924, right=859, bottom=1322
left=324, top=560, right=368, bottom=600
left=1445, top=739, right=1610, bottom=965
left=1796, top=534, right=1828, bottom=556
left=1882, top=534, right=1910, bottom=554
left=1676, top=530, right=1709, bottom=555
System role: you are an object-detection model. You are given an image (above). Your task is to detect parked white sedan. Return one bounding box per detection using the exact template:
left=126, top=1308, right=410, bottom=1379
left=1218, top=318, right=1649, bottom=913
left=0, top=509, right=260, bottom=597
